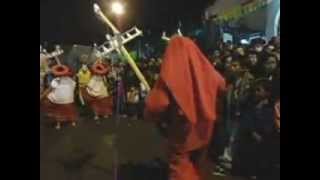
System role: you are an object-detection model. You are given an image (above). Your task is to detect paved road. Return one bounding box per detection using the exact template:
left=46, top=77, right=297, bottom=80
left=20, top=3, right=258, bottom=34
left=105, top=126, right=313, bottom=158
left=40, top=113, right=247, bottom=180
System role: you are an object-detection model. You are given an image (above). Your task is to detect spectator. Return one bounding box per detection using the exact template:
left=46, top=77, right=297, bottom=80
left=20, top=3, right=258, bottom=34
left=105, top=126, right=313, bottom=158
left=138, top=82, right=148, bottom=120
left=115, top=75, right=127, bottom=118
left=244, top=52, right=259, bottom=75
left=263, top=55, right=278, bottom=80
left=214, top=61, right=243, bottom=176
left=232, top=79, right=275, bottom=179
left=127, top=86, right=140, bottom=120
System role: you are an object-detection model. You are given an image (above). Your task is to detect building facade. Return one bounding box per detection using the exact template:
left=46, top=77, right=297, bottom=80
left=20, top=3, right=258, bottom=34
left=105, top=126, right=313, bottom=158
left=204, top=0, right=280, bottom=46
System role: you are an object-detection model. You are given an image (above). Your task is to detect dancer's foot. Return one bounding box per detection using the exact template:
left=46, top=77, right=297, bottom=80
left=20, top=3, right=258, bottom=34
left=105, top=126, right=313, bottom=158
left=95, top=116, right=101, bottom=125
left=121, top=114, right=127, bottom=118
left=71, top=122, right=76, bottom=127
left=55, top=122, right=61, bottom=130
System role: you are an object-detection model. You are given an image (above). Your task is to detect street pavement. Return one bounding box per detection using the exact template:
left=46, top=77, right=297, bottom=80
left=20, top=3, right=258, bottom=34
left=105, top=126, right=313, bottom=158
left=40, top=113, right=248, bottom=180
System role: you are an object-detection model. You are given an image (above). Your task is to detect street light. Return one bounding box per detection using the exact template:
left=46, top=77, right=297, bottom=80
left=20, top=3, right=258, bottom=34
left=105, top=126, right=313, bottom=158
left=111, top=1, right=124, bottom=16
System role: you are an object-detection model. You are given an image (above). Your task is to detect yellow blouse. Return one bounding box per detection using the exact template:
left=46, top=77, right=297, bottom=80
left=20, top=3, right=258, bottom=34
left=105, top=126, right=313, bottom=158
left=77, top=70, right=92, bottom=87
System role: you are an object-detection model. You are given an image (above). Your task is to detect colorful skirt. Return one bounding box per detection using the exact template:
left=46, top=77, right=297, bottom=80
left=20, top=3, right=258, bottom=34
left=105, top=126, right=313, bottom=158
left=40, top=98, right=77, bottom=122
left=81, top=87, right=113, bottom=116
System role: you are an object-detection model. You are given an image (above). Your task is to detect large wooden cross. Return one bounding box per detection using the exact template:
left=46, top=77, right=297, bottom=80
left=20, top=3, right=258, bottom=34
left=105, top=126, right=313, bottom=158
left=93, top=4, right=151, bottom=91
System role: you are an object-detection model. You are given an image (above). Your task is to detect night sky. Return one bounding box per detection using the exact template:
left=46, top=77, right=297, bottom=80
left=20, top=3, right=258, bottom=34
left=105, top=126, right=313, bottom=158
left=40, top=0, right=214, bottom=45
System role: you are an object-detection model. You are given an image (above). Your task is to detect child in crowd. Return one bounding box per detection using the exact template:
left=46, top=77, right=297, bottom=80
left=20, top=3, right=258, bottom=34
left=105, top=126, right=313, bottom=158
left=263, top=55, right=278, bottom=80
left=138, top=82, right=148, bottom=120
left=115, top=74, right=127, bottom=118
left=127, top=86, right=140, bottom=120
left=232, top=79, right=275, bottom=180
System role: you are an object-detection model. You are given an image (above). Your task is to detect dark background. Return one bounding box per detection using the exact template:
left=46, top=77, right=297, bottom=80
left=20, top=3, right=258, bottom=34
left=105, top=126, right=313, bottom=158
left=40, top=0, right=214, bottom=45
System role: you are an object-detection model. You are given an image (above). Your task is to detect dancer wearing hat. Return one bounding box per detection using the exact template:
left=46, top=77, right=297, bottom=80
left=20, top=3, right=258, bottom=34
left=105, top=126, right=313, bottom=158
left=144, top=36, right=226, bottom=180
left=81, top=61, right=113, bottom=122
left=40, top=64, right=77, bottom=130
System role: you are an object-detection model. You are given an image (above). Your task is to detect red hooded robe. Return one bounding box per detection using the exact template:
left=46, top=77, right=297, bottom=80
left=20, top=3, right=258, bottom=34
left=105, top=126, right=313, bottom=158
left=144, top=36, right=226, bottom=180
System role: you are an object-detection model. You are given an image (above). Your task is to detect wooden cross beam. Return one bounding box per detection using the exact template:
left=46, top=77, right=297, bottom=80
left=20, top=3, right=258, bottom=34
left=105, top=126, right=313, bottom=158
left=42, top=45, right=64, bottom=65
left=93, top=4, right=151, bottom=91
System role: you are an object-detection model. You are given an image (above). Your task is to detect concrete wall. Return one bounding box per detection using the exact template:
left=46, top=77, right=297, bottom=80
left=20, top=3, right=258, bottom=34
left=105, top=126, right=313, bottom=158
left=265, top=0, right=280, bottom=38
left=205, top=0, right=243, bottom=17
left=240, top=7, right=268, bottom=31
left=205, top=0, right=280, bottom=39
left=241, top=0, right=280, bottom=38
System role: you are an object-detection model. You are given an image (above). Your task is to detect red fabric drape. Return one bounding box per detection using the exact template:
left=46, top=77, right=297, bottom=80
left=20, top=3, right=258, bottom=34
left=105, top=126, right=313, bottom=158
left=158, top=36, right=226, bottom=124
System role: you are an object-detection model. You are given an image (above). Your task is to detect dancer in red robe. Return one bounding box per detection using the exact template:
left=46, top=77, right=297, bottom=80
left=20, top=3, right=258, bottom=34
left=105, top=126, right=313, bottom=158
left=144, top=36, right=226, bottom=180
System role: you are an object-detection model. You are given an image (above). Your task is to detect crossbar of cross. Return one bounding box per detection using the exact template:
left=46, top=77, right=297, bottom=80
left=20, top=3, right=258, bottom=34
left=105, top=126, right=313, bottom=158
left=94, top=4, right=150, bottom=91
